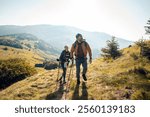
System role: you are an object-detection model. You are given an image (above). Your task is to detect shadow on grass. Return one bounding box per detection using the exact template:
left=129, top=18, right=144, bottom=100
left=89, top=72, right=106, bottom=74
left=72, top=82, right=88, bottom=100
left=46, top=82, right=64, bottom=100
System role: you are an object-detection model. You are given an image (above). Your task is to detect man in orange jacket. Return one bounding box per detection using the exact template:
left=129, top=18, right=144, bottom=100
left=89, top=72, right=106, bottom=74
left=70, top=33, right=92, bottom=85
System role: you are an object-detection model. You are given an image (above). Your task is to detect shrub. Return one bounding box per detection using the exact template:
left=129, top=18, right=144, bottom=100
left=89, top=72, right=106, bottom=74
left=0, top=58, right=37, bottom=89
left=128, top=66, right=149, bottom=76
left=135, top=39, right=146, bottom=48
left=130, top=53, right=138, bottom=60
left=131, top=90, right=150, bottom=100
left=134, top=67, right=149, bottom=75
left=135, top=39, right=150, bottom=59
left=3, top=47, right=8, bottom=51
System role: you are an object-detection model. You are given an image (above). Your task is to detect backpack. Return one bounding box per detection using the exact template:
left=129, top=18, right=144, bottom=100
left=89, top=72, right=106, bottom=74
left=73, top=40, right=87, bottom=49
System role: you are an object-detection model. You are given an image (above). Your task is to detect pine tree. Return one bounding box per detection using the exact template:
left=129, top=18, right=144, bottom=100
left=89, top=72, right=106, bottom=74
left=101, top=36, right=120, bottom=59
left=145, top=18, right=150, bottom=34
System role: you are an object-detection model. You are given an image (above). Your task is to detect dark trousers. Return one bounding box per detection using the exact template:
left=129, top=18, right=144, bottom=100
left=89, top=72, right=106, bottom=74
left=76, top=58, right=87, bottom=80
left=61, top=62, right=67, bottom=81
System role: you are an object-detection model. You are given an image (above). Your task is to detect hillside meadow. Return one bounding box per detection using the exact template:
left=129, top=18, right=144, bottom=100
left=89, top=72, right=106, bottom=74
left=0, top=42, right=150, bottom=100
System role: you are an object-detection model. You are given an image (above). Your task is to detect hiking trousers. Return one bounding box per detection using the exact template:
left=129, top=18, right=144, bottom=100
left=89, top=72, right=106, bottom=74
left=75, top=58, right=87, bottom=80
left=61, top=62, right=69, bottom=81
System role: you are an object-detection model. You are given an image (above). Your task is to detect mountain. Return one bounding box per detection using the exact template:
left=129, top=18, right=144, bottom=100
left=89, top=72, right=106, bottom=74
left=0, top=33, right=59, bottom=55
left=0, top=33, right=59, bottom=64
left=0, top=25, right=133, bottom=58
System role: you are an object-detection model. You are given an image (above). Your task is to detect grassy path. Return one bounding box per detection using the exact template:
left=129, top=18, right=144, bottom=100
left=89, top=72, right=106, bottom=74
left=0, top=67, right=89, bottom=100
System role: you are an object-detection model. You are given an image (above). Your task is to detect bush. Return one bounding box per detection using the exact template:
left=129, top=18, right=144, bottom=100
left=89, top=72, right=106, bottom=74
left=131, top=90, right=150, bottom=100
left=135, top=39, right=150, bottom=59
left=130, top=53, right=138, bottom=60
left=128, top=66, right=149, bottom=76
left=0, top=58, right=37, bottom=89
left=3, top=47, right=8, bottom=51
left=135, top=39, right=146, bottom=48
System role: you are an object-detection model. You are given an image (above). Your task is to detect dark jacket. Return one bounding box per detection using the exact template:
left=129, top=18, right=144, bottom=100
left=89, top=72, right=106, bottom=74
left=59, top=50, right=70, bottom=63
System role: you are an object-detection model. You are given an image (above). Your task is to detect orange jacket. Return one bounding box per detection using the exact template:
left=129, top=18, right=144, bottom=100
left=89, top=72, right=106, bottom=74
left=70, top=41, right=92, bottom=59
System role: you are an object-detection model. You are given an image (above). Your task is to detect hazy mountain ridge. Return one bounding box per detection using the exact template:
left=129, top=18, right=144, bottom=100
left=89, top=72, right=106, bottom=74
left=0, top=25, right=133, bottom=58
left=0, top=33, right=59, bottom=56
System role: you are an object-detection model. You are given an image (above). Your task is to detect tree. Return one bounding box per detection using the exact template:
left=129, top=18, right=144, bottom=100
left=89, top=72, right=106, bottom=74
left=101, top=36, right=121, bottom=59
left=135, top=37, right=146, bottom=55
left=144, top=18, right=150, bottom=34
left=134, top=19, right=150, bottom=59
left=135, top=38, right=150, bottom=59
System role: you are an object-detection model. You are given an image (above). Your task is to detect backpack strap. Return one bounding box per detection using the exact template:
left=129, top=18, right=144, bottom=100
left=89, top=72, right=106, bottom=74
left=73, top=40, right=87, bottom=49
left=73, top=41, right=76, bottom=49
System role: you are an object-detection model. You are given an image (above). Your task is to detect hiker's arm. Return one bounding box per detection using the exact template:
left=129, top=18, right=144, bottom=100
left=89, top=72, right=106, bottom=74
left=59, top=51, right=63, bottom=62
left=69, top=52, right=71, bottom=59
left=70, top=44, right=75, bottom=59
left=87, top=43, right=92, bottom=59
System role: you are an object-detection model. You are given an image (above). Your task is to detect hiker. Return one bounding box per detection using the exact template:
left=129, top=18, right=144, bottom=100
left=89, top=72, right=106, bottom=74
left=58, top=45, right=70, bottom=84
left=70, top=33, right=92, bottom=85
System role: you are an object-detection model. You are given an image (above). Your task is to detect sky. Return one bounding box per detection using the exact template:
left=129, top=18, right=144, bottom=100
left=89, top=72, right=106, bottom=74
left=0, top=0, right=150, bottom=41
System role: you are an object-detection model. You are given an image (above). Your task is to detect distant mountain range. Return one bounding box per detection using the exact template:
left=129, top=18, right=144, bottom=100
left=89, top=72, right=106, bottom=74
left=0, top=33, right=59, bottom=61
left=0, top=25, right=133, bottom=58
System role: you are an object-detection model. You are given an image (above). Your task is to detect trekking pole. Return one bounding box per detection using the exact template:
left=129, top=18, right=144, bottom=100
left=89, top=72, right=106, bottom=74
left=67, top=64, right=74, bottom=92
left=57, top=61, right=60, bottom=81
left=64, top=62, right=74, bottom=99
left=55, top=59, right=61, bottom=90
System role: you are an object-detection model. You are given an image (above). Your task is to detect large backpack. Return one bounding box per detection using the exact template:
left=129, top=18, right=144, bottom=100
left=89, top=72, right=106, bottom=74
left=73, top=40, right=87, bottom=49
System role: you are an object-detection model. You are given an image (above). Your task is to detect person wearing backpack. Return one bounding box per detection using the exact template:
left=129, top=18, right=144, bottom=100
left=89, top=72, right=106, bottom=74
left=58, top=45, right=70, bottom=84
left=70, top=33, right=92, bottom=85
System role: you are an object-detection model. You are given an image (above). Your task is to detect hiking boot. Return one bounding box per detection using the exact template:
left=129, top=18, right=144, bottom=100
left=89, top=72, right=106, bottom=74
left=77, top=79, right=80, bottom=85
left=63, top=81, right=66, bottom=84
left=58, top=76, right=62, bottom=82
left=82, top=74, right=87, bottom=81
left=59, top=80, right=62, bottom=84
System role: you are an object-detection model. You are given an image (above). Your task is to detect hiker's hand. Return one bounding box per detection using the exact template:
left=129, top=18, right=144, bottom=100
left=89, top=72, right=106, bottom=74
left=89, top=58, right=92, bottom=64
left=71, top=58, right=74, bottom=64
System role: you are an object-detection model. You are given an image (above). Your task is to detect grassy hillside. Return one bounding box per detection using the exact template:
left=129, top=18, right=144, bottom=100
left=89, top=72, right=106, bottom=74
left=0, top=42, right=150, bottom=100
left=0, top=34, right=58, bottom=66
left=0, top=58, right=37, bottom=89
left=0, top=46, right=44, bottom=66
left=86, top=45, right=150, bottom=99
left=0, top=34, right=59, bottom=89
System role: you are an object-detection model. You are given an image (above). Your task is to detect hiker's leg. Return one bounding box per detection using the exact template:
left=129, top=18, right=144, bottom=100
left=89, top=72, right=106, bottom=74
left=82, top=58, right=87, bottom=75
left=76, top=59, right=81, bottom=80
left=61, top=62, right=65, bottom=79
left=63, top=68, right=67, bottom=82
